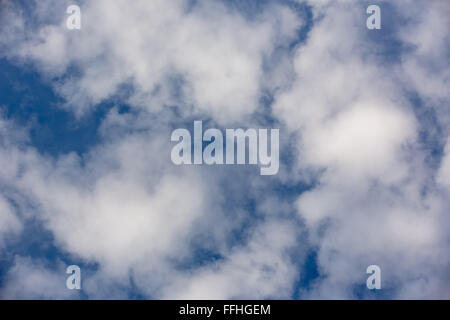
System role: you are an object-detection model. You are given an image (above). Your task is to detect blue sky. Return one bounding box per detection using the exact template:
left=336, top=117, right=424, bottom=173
left=0, top=0, right=449, bottom=299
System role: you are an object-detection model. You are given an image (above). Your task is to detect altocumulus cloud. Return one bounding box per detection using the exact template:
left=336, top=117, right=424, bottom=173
left=0, top=0, right=449, bottom=299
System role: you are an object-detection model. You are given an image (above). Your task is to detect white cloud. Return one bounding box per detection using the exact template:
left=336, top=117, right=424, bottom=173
left=161, top=220, right=299, bottom=299
left=0, top=256, right=80, bottom=299
left=2, top=0, right=302, bottom=123
left=273, top=0, right=450, bottom=298
left=0, top=196, right=22, bottom=248
left=0, top=110, right=302, bottom=298
left=397, top=0, right=450, bottom=102
left=437, top=137, right=450, bottom=191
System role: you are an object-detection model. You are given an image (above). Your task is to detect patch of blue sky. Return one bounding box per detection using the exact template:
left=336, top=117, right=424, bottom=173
left=0, top=58, right=133, bottom=156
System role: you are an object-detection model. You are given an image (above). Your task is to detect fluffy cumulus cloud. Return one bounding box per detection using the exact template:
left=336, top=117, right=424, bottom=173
left=0, top=0, right=449, bottom=299
left=0, top=256, right=78, bottom=299
left=0, top=196, right=22, bottom=249
left=275, top=0, right=450, bottom=299
left=1, top=0, right=302, bottom=123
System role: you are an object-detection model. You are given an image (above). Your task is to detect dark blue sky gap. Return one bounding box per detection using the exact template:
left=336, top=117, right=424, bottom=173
left=0, top=59, right=107, bottom=156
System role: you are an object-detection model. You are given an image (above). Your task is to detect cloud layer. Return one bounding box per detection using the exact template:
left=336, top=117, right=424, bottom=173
left=0, top=0, right=449, bottom=299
